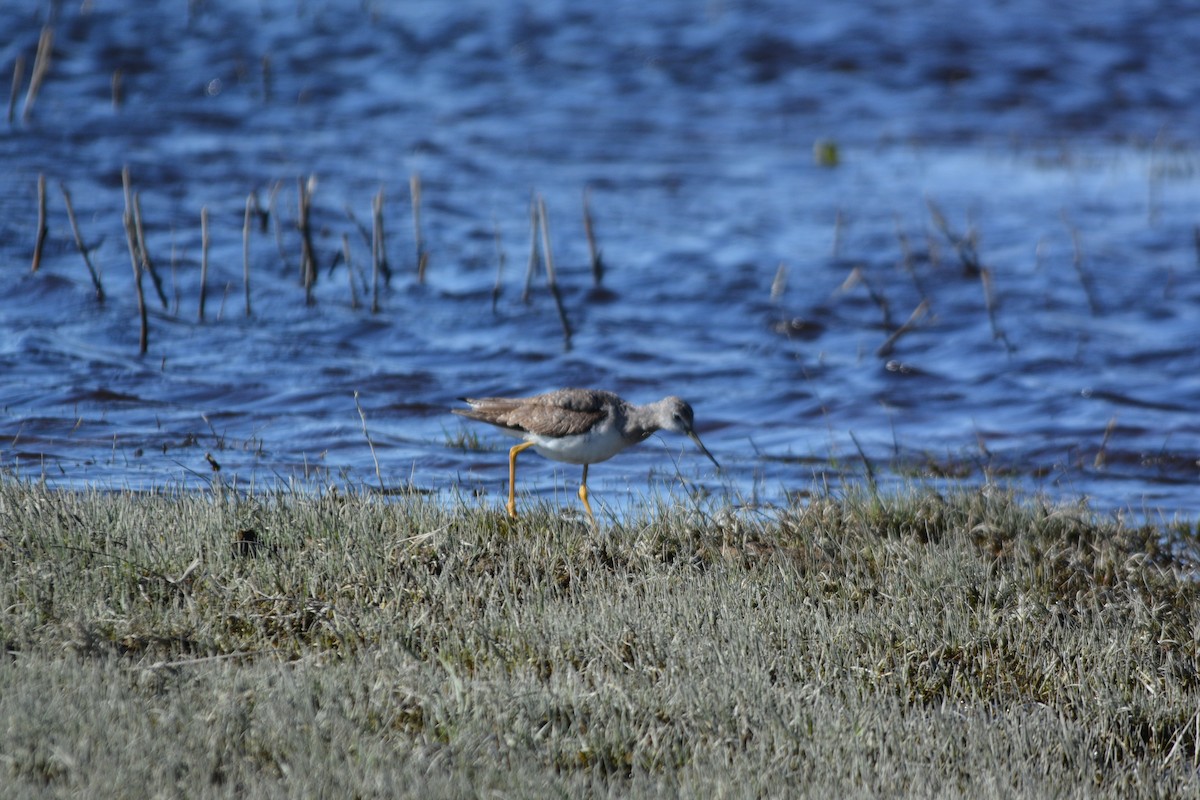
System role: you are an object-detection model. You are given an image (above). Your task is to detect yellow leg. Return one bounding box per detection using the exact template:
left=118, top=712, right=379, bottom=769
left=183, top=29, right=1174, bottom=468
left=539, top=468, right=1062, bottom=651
left=507, top=441, right=536, bottom=518
left=577, top=464, right=595, bottom=523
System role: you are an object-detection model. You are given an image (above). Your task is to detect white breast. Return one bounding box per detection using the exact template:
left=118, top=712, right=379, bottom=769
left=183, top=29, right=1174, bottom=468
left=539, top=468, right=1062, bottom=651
left=529, top=421, right=630, bottom=465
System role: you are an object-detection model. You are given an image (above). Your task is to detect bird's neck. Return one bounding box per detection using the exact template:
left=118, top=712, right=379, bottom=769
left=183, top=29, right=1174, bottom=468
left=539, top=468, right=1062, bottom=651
left=625, top=405, right=663, bottom=442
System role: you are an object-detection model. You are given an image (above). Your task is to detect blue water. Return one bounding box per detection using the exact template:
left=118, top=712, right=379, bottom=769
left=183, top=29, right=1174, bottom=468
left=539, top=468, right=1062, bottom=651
left=2, top=1, right=1199, bottom=522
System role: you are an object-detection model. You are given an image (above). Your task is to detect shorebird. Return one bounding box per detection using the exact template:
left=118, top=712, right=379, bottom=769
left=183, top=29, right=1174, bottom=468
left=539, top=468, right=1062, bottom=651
left=454, top=388, right=719, bottom=520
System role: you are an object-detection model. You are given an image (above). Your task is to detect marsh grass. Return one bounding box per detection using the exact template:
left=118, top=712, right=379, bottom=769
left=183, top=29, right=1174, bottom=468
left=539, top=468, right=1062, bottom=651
left=1, top=479, right=1198, bottom=798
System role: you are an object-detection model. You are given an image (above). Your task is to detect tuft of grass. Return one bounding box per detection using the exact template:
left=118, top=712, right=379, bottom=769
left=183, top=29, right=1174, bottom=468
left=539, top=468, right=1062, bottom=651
left=0, top=478, right=1197, bottom=797
left=443, top=424, right=485, bottom=452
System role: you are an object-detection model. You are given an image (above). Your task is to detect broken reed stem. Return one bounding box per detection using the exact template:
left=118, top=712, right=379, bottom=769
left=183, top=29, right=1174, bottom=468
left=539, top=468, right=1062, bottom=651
left=59, top=181, right=103, bottom=301
left=243, top=193, right=253, bottom=317
left=22, top=26, right=54, bottom=123
left=1094, top=416, right=1118, bottom=469
left=876, top=299, right=930, bottom=358
left=8, top=55, right=24, bottom=124
left=847, top=430, right=877, bottom=492
left=199, top=205, right=210, bottom=322
left=369, top=241, right=379, bottom=311
left=582, top=186, right=604, bottom=286
left=410, top=173, right=427, bottom=283
left=121, top=166, right=163, bottom=306
left=1061, top=211, right=1100, bottom=315
left=30, top=173, right=47, bottom=272
left=342, top=233, right=360, bottom=311
left=522, top=196, right=539, bottom=303
left=372, top=186, right=391, bottom=286
left=927, top=198, right=981, bottom=276
left=537, top=194, right=573, bottom=346
left=839, top=265, right=892, bottom=329
left=769, top=262, right=788, bottom=303
left=132, top=191, right=167, bottom=308
left=121, top=168, right=138, bottom=264
left=978, top=266, right=1013, bottom=354
left=370, top=231, right=380, bottom=313
left=973, top=424, right=993, bottom=460
left=832, top=208, right=844, bottom=259
left=122, top=194, right=148, bottom=354
left=492, top=220, right=505, bottom=313
left=538, top=195, right=556, bottom=283
left=353, top=390, right=384, bottom=492
left=298, top=176, right=316, bottom=305
left=344, top=204, right=370, bottom=247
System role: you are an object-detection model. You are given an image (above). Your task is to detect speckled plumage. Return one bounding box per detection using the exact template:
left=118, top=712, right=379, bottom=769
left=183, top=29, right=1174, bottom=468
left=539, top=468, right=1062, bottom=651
left=454, top=388, right=719, bottom=520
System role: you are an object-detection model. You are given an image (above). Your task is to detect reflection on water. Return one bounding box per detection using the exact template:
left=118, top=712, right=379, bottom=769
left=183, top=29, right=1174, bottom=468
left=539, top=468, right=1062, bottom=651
left=1, top=1, right=1199, bottom=520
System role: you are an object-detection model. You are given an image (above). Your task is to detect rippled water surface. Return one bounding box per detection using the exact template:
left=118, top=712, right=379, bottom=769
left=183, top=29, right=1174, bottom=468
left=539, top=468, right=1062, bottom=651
left=2, top=1, right=1199, bottom=519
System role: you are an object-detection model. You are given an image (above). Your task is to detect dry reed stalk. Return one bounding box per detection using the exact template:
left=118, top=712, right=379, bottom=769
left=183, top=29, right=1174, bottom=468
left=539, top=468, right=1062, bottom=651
left=370, top=235, right=380, bottom=313
left=927, top=199, right=980, bottom=276
left=344, top=204, right=369, bottom=245
left=832, top=208, right=844, bottom=259
left=342, top=233, right=360, bottom=310
left=492, top=220, right=504, bottom=313
left=59, top=181, right=103, bottom=301
left=1094, top=416, right=1118, bottom=469
left=537, top=194, right=572, bottom=345
left=122, top=197, right=148, bottom=354
left=839, top=265, right=892, bottom=329
left=522, top=196, right=539, bottom=303
left=372, top=186, right=391, bottom=285
left=978, top=266, right=1013, bottom=354
left=119, top=168, right=137, bottom=226
left=120, top=167, right=166, bottom=309
left=1061, top=211, right=1099, bottom=314
left=199, top=205, right=210, bottom=322
left=30, top=173, right=47, bottom=273
left=582, top=186, right=604, bottom=286
left=974, top=427, right=992, bottom=459
left=132, top=193, right=168, bottom=307
left=121, top=169, right=138, bottom=259
left=876, top=299, right=930, bottom=358
left=410, top=173, right=427, bottom=282
left=847, top=430, right=877, bottom=492
left=22, top=26, right=54, bottom=123
left=354, top=390, right=384, bottom=491
left=770, top=262, right=788, bottom=303
left=120, top=172, right=139, bottom=267
left=298, top=177, right=316, bottom=305
left=8, top=55, right=24, bottom=124
left=243, top=194, right=253, bottom=317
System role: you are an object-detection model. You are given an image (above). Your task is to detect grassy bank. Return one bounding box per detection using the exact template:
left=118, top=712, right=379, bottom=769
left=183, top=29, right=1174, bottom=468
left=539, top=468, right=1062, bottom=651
left=1, top=479, right=1198, bottom=797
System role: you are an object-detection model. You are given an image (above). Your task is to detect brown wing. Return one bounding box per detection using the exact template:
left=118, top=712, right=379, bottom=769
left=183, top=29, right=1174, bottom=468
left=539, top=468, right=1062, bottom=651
left=455, top=389, right=614, bottom=437
left=505, top=389, right=611, bottom=437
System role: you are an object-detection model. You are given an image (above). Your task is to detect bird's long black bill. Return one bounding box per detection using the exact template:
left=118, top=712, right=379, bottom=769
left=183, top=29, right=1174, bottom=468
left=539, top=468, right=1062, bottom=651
left=687, top=431, right=720, bottom=470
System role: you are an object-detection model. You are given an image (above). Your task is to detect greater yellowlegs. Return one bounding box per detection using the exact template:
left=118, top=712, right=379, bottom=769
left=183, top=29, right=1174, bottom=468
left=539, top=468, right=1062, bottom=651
left=454, top=388, right=720, bottom=520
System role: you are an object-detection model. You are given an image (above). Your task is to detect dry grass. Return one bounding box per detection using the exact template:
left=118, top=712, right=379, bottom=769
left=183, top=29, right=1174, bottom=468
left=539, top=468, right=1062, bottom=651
left=1, top=479, right=1197, bottom=798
